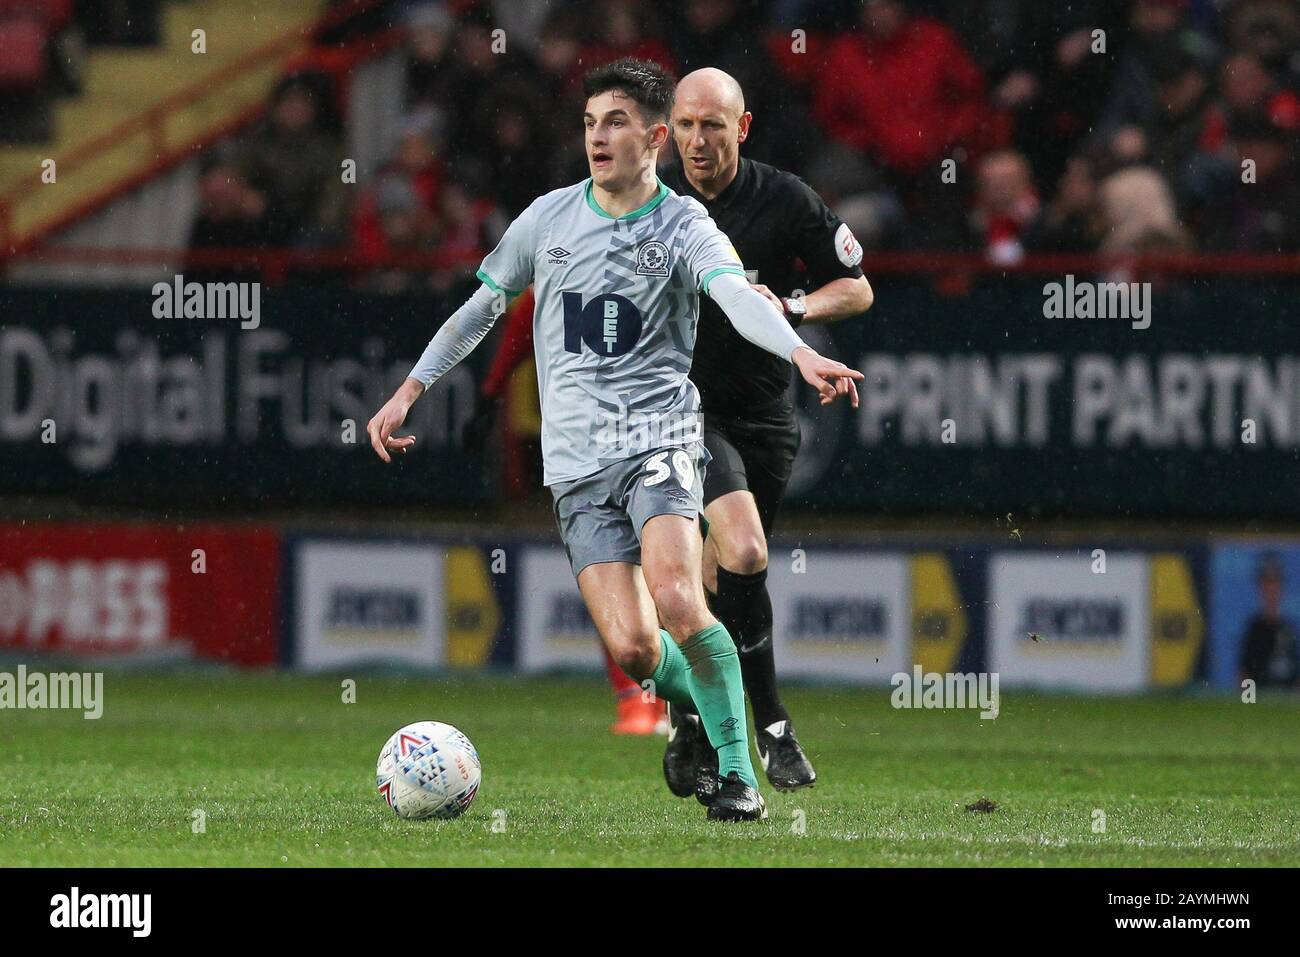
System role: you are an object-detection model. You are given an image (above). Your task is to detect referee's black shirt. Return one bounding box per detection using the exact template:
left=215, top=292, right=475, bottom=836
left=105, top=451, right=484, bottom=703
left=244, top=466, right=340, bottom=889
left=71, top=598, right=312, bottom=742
left=661, top=157, right=865, bottom=416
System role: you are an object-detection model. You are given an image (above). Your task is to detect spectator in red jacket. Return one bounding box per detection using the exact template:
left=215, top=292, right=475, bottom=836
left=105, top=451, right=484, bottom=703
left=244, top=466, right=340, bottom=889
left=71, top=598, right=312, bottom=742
left=970, top=150, right=1040, bottom=264
left=351, top=111, right=446, bottom=267
left=813, top=0, right=991, bottom=176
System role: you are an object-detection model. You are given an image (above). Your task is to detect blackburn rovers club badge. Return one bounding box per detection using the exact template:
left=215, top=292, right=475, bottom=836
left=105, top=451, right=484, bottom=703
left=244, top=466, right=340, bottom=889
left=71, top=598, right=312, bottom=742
left=636, top=240, right=671, bottom=277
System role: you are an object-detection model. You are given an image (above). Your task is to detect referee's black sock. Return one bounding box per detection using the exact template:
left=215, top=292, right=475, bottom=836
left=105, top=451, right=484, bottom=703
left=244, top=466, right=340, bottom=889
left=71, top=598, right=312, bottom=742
left=714, top=565, right=788, bottom=731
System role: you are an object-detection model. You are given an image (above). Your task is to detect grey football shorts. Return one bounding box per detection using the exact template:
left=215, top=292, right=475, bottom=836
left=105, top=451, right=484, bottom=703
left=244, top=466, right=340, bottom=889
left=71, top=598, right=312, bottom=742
left=550, top=444, right=712, bottom=577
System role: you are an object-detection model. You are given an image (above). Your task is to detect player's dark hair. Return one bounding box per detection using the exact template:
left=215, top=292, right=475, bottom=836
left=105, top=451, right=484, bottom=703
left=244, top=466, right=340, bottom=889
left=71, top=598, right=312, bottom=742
left=582, top=58, right=676, bottom=125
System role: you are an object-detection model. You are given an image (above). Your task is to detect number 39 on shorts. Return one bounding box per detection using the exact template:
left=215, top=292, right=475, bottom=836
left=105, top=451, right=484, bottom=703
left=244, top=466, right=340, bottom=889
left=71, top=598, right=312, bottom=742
left=642, top=449, right=694, bottom=492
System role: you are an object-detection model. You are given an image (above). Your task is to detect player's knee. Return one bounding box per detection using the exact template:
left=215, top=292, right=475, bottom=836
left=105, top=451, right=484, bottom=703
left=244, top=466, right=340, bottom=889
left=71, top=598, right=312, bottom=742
left=607, top=629, right=658, bottom=680
left=721, top=534, right=768, bottom=575
left=651, top=578, right=707, bottom=637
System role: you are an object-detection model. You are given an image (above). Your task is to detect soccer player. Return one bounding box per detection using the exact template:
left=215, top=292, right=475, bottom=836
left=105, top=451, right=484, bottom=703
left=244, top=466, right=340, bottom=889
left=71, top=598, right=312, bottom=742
left=659, top=69, right=875, bottom=801
left=463, top=292, right=667, bottom=736
left=367, top=58, right=861, bottom=822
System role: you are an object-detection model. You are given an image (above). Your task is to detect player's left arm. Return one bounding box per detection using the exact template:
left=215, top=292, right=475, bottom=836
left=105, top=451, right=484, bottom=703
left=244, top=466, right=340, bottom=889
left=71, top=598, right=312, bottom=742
left=683, top=202, right=863, bottom=406
left=752, top=179, right=873, bottom=325
left=707, top=272, right=862, bottom=407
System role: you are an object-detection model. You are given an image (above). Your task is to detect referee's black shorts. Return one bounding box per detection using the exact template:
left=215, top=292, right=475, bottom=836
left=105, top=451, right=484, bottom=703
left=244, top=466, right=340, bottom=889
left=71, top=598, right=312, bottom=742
left=701, top=400, right=801, bottom=538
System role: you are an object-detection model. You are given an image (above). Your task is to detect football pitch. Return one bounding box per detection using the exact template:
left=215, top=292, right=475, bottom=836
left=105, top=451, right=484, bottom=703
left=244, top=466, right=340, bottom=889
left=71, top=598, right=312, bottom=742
left=1, top=674, right=1297, bottom=867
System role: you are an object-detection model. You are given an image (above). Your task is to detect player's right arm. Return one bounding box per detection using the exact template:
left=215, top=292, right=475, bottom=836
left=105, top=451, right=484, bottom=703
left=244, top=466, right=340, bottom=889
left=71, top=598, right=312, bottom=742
left=367, top=283, right=504, bottom=461
left=368, top=201, right=538, bottom=463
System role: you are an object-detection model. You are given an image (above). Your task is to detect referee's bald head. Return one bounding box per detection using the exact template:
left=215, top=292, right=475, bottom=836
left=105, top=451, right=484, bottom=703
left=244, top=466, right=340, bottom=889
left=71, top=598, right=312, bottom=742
left=676, top=68, right=746, bottom=120
left=672, top=68, right=752, bottom=195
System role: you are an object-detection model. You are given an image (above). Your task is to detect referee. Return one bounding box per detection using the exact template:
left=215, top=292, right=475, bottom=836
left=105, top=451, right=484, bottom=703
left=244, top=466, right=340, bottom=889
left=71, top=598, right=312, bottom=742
left=660, top=68, right=874, bottom=800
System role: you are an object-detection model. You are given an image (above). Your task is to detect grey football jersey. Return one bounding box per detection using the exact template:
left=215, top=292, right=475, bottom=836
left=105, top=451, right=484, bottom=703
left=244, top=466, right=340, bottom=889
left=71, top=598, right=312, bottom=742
left=477, top=177, right=747, bottom=485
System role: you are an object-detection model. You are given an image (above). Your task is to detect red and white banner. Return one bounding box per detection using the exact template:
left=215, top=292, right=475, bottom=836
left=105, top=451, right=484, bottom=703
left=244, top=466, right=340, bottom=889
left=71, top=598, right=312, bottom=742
left=0, top=524, right=280, bottom=665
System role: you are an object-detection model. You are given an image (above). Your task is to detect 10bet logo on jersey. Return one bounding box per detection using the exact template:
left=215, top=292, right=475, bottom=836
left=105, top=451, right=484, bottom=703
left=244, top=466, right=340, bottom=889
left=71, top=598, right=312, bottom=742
left=562, top=291, right=643, bottom=356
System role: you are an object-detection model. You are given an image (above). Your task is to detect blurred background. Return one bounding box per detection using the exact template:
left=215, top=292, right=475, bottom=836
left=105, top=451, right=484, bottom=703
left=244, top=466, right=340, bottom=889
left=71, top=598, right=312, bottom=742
left=1, top=0, right=1298, bottom=699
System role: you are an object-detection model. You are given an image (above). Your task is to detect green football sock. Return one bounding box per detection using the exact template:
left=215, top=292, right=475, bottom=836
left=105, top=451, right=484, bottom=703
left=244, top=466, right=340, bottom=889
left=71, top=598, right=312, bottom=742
left=651, top=629, right=695, bottom=709
left=680, top=622, right=758, bottom=788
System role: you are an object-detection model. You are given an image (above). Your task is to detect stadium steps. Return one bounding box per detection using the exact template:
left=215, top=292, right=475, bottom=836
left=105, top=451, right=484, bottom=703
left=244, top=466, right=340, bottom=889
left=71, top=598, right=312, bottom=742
left=0, top=0, right=325, bottom=251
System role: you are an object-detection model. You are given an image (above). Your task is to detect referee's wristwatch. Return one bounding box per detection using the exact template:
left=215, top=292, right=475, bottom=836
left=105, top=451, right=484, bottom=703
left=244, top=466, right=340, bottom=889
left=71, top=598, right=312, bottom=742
left=782, top=296, right=807, bottom=327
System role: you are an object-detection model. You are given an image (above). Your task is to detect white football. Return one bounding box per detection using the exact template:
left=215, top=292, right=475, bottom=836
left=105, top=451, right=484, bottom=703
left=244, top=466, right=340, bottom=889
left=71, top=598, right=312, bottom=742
left=376, top=721, right=481, bottom=820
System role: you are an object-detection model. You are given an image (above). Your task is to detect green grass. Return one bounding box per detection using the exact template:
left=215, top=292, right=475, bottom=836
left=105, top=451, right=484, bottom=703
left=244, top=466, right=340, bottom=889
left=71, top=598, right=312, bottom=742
left=1, top=674, right=1297, bottom=866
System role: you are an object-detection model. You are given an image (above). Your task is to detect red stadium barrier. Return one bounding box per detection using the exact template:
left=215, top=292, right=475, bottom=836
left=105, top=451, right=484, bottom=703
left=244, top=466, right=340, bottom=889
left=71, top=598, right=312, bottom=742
left=0, top=524, right=281, bottom=666
left=7, top=245, right=1300, bottom=279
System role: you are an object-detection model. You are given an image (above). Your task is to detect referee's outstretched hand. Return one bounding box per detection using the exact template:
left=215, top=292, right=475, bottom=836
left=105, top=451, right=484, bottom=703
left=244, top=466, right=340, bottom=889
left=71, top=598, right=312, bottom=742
left=791, top=346, right=863, bottom=408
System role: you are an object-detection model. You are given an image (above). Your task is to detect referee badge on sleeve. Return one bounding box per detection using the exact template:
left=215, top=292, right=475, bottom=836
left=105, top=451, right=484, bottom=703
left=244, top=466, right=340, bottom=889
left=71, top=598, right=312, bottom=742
left=636, top=240, right=671, bottom=277
left=835, top=222, right=864, bottom=267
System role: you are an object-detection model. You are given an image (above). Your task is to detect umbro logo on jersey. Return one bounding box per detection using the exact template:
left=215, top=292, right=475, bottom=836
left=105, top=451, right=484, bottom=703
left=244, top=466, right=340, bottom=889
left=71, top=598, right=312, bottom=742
left=546, top=246, right=571, bottom=264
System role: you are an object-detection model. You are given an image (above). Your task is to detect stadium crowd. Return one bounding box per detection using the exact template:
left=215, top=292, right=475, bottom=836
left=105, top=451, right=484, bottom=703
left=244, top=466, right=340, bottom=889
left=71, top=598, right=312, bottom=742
left=45, top=0, right=1300, bottom=285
